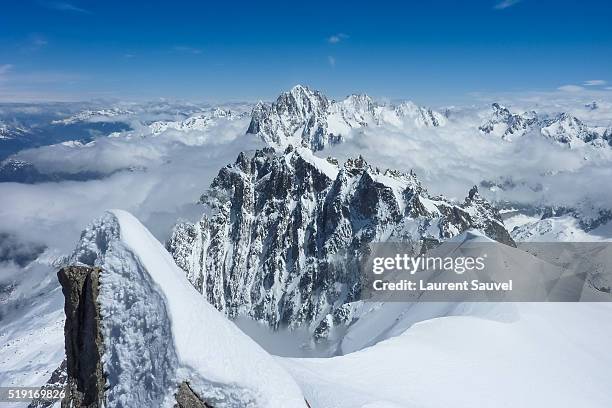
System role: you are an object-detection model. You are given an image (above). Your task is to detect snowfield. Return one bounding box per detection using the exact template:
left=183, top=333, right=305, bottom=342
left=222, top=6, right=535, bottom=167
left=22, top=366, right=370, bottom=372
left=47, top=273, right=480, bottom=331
left=2, top=210, right=612, bottom=407
left=282, top=302, right=612, bottom=408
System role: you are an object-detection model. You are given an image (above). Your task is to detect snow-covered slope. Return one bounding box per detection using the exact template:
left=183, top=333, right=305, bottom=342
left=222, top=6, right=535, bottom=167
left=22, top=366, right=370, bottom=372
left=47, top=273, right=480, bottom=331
left=0, top=253, right=65, bottom=395
left=282, top=302, right=612, bottom=408
left=148, top=107, right=248, bottom=135
left=314, top=231, right=611, bottom=354
left=51, top=108, right=135, bottom=125
left=511, top=215, right=612, bottom=242
left=247, top=85, right=445, bottom=150
left=69, top=210, right=306, bottom=408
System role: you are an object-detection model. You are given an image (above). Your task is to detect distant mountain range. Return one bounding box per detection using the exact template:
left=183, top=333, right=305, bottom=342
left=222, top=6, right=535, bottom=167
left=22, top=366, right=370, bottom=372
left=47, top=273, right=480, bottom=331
left=479, top=102, right=612, bottom=148
left=247, top=84, right=445, bottom=150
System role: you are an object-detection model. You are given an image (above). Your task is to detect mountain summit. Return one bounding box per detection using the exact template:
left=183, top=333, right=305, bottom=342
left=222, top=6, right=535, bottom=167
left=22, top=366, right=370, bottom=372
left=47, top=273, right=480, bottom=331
left=247, top=85, right=445, bottom=150
left=167, top=147, right=514, bottom=333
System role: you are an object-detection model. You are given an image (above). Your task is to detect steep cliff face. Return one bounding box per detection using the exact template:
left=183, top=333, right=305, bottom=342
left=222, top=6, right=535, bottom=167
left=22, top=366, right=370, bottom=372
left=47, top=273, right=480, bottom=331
left=57, top=266, right=105, bottom=408
left=167, top=147, right=514, bottom=330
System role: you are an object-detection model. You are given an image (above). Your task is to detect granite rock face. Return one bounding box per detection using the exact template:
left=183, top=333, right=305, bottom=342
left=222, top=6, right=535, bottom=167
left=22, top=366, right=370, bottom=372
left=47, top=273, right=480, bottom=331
left=167, top=147, right=514, bottom=331
left=57, top=266, right=105, bottom=408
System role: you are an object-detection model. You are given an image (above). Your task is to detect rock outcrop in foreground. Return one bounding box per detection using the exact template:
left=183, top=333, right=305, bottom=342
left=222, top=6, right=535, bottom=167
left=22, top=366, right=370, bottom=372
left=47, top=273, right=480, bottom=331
left=57, top=210, right=307, bottom=408
left=58, top=266, right=105, bottom=408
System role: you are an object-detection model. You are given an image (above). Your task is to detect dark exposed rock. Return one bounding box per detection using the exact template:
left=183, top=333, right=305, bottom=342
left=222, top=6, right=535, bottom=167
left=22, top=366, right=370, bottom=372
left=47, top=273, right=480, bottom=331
left=28, top=360, right=68, bottom=408
left=57, top=266, right=105, bottom=408
left=462, top=186, right=515, bottom=246
left=174, top=382, right=213, bottom=408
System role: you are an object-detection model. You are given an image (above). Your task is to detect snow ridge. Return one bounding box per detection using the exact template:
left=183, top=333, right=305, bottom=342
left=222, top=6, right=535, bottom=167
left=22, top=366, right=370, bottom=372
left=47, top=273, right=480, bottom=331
left=70, top=210, right=306, bottom=408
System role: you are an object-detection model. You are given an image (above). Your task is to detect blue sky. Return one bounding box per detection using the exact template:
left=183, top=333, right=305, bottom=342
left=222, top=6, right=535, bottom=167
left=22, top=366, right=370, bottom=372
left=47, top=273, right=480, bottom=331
left=0, top=0, right=611, bottom=103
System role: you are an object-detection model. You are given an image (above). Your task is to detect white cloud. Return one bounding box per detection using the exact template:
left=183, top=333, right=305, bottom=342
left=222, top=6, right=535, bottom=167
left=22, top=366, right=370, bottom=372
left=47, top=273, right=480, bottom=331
left=584, top=80, right=607, bottom=86
left=0, top=64, right=13, bottom=77
left=32, top=37, right=48, bottom=48
left=328, top=56, right=336, bottom=68
left=173, top=46, right=203, bottom=55
left=557, top=85, right=585, bottom=92
left=0, top=113, right=262, bottom=252
left=22, top=34, right=49, bottom=52
left=494, top=0, right=521, bottom=9
left=42, top=1, right=91, bottom=14
left=325, top=103, right=612, bottom=211
left=328, top=33, right=348, bottom=44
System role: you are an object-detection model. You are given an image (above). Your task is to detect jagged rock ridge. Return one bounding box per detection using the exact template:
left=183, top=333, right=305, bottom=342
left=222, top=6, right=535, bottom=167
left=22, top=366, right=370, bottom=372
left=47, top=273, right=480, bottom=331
left=167, top=146, right=514, bottom=330
left=479, top=103, right=612, bottom=147
left=247, top=85, right=446, bottom=151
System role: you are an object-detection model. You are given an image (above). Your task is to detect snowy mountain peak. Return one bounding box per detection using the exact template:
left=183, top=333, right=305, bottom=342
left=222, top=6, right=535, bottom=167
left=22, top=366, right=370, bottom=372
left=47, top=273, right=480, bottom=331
left=479, top=103, right=610, bottom=148
left=479, top=103, right=538, bottom=140
left=0, top=120, right=27, bottom=140
left=247, top=85, right=445, bottom=151
left=167, top=148, right=514, bottom=331
left=540, top=113, right=598, bottom=146
left=281, top=84, right=330, bottom=115
left=341, top=93, right=376, bottom=111
left=467, top=184, right=480, bottom=200
left=491, top=102, right=511, bottom=117
left=394, top=101, right=447, bottom=127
